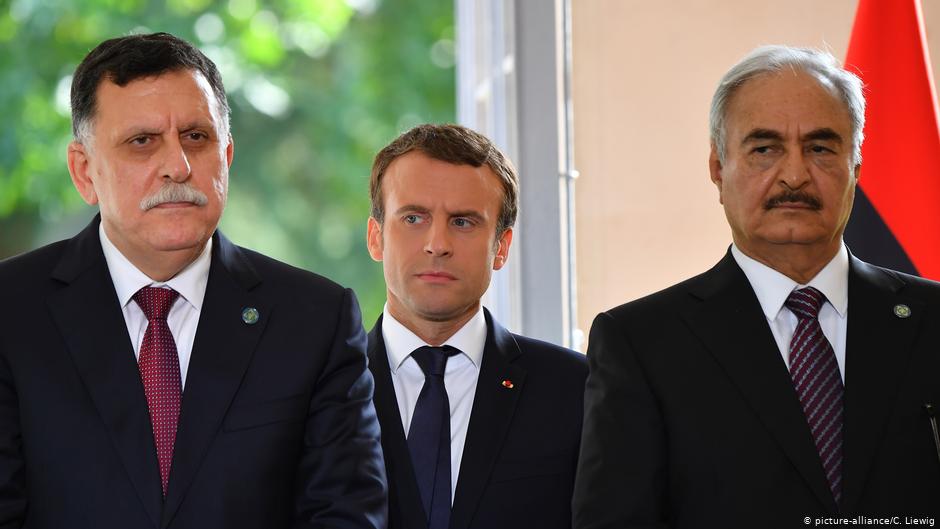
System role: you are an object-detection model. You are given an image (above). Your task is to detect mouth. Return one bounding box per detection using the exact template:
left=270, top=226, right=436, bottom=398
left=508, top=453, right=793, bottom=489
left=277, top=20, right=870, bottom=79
left=152, top=201, right=197, bottom=209
left=764, top=192, right=822, bottom=211
left=415, top=271, right=457, bottom=283
left=769, top=201, right=817, bottom=210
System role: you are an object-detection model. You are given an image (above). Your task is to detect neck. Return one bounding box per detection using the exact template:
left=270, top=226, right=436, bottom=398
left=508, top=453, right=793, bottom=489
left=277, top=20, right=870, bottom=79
left=736, top=239, right=840, bottom=284
left=104, top=225, right=206, bottom=282
left=388, top=301, right=480, bottom=346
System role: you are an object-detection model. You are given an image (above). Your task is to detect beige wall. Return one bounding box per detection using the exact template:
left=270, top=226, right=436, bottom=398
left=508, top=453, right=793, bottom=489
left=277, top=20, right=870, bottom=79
left=572, top=0, right=940, bottom=347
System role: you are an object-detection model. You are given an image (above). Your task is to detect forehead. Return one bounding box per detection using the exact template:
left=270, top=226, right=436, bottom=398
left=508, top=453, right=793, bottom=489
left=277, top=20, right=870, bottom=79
left=382, top=151, right=503, bottom=212
left=725, top=70, right=851, bottom=138
left=92, top=69, right=221, bottom=130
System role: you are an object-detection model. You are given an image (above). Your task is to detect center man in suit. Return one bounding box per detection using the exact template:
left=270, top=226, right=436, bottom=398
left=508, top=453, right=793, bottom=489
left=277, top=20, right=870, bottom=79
left=0, top=33, right=386, bottom=528
left=365, top=124, right=587, bottom=529
left=573, top=46, right=940, bottom=528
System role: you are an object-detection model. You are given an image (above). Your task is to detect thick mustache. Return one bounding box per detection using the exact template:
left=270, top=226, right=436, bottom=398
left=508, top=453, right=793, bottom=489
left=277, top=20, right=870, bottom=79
left=140, top=183, right=209, bottom=211
left=764, top=191, right=821, bottom=210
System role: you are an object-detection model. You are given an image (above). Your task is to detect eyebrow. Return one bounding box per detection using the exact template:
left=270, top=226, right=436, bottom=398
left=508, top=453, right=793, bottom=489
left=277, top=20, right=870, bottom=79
left=393, top=205, right=431, bottom=216
left=448, top=210, right=485, bottom=222
left=801, top=128, right=843, bottom=143
left=741, top=128, right=784, bottom=145
left=741, top=127, right=844, bottom=146
left=392, top=205, right=486, bottom=221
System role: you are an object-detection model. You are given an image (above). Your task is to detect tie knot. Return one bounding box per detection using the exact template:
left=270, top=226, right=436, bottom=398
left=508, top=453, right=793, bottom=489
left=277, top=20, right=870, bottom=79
left=133, top=287, right=180, bottom=321
left=785, top=287, right=826, bottom=320
left=411, top=345, right=459, bottom=378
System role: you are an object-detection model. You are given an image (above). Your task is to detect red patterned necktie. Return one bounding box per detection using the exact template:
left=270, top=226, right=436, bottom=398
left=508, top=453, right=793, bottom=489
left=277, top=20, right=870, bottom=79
left=785, top=287, right=844, bottom=506
left=132, top=286, right=182, bottom=497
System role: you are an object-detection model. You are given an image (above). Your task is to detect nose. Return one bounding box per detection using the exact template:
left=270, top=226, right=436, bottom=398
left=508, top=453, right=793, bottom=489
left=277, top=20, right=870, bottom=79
left=162, top=136, right=192, bottom=182
left=424, top=219, right=453, bottom=257
left=780, top=149, right=811, bottom=190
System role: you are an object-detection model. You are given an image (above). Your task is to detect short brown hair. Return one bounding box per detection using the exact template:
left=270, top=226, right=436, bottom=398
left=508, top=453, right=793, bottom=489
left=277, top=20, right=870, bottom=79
left=369, top=124, right=519, bottom=235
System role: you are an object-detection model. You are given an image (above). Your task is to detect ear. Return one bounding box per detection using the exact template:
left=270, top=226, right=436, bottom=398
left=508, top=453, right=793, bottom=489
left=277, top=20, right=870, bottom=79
left=853, top=163, right=861, bottom=181
left=225, top=134, right=234, bottom=167
left=492, top=227, right=513, bottom=270
left=708, top=144, right=724, bottom=205
left=67, top=141, right=99, bottom=206
left=366, top=216, right=384, bottom=262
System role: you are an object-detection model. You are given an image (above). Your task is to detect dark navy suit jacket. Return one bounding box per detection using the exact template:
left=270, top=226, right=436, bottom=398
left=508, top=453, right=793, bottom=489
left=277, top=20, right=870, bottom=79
left=368, top=310, right=587, bottom=529
left=0, top=217, right=387, bottom=528
left=574, top=251, right=940, bottom=529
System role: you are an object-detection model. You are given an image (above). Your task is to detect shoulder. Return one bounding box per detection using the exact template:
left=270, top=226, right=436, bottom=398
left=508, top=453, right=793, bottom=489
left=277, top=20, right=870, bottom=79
left=227, top=243, right=350, bottom=305
left=239, top=246, right=344, bottom=290
left=602, top=266, right=715, bottom=326
left=511, top=332, right=587, bottom=378
left=0, top=239, right=70, bottom=290
left=852, top=257, right=940, bottom=301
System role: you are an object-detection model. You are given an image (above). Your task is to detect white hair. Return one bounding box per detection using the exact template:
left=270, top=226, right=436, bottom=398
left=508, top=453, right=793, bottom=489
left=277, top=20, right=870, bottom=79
left=709, top=45, right=865, bottom=166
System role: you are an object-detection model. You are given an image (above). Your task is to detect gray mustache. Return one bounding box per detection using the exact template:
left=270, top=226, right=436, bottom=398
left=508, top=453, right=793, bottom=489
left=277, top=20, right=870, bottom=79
left=140, top=183, right=209, bottom=211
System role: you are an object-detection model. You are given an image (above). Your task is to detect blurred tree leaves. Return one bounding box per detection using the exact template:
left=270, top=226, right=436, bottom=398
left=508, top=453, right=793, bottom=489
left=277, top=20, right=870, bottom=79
left=0, top=0, right=455, bottom=324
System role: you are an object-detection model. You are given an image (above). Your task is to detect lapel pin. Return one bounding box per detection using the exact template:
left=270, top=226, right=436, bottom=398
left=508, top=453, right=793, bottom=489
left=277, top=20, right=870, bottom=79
left=242, top=307, right=260, bottom=325
left=501, top=379, right=514, bottom=389
left=893, top=304, right=911, bottom=319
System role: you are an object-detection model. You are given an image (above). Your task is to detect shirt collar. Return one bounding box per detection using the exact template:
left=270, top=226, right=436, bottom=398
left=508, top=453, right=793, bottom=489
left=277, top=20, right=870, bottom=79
left=731, top=242, right=849, bottom=321
left=381, top=304, right=487, bottom=373
left=99, top=222, right=212, bottom=312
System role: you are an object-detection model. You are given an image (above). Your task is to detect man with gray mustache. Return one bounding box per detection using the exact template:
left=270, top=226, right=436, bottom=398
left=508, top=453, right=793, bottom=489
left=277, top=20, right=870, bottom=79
left=0, top=32, right=386, bottom=528
left=574, top=45, right=940, bottom=528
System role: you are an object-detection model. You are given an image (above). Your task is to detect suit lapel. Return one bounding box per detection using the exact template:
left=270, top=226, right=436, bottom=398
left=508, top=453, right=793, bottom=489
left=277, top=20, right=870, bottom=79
left=161, top=232, right=270, bottom=528
left=47, top=217, right=163, bottom=528
left=449, top=310, right=526, bottom=529
left=841, top=257, right=922, bottom=512
left=681, top=252, right=838, bottom=512
left=367, top=320, right=429, bottom=529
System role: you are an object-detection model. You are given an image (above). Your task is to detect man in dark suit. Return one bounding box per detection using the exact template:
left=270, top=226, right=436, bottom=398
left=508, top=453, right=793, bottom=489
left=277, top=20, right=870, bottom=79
left=0, top=33, right=386, bottom=528
left=364, top=124, right=587, bottom=529
left=573, top=45, right=940, bottom=528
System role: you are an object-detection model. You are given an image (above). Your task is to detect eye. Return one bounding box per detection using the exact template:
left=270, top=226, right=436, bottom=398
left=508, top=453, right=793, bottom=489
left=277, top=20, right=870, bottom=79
left=403, top=214, right=424, bottom=224
left=452, top=217, right=474, bottom=228
left=183, top=131, right=208, bottom=142
left=808, top=144, right=834, bottom=154
left=752, top=145, right=773, bottom=154
left=129, top=135, right=152, bottom=146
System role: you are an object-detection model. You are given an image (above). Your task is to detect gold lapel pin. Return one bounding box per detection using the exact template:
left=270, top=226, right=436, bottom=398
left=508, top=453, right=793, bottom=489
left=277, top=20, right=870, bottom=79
left=501, top=379, right=514, bottom=389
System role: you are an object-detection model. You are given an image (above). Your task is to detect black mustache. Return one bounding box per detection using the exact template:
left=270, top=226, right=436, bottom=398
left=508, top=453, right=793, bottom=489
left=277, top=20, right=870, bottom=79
left=764, top=191, right=821, bottom=210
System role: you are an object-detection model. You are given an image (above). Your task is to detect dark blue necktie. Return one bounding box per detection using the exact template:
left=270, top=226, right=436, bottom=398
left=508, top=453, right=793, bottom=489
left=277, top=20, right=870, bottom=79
left=408, top=345, right=459, bottom=529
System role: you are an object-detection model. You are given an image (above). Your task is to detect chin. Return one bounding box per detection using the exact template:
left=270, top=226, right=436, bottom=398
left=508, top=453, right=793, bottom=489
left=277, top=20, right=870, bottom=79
left=412, top=301, right=472, bottom=323
left=147, top=229, right=211, bottom=252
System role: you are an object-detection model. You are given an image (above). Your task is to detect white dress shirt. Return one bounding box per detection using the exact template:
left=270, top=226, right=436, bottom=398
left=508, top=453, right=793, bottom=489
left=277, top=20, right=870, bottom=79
left=99, top=223, right=211, bottom=389
left=381, top=305, right=486, bottom=502
left=731, top=243, right=849, bottom=382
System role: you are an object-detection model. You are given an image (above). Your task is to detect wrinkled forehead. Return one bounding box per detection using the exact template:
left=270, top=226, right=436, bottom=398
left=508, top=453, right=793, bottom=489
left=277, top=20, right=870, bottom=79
left=726, top=69, right=851, bottom=131
left=93, top=69, right=225, bottom=128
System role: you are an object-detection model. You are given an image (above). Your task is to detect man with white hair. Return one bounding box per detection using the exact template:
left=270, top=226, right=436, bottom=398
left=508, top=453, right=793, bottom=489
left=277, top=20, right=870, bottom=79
left=0, top=32, right=386, bottom=528
left=573, top=45, right=940, bottom=528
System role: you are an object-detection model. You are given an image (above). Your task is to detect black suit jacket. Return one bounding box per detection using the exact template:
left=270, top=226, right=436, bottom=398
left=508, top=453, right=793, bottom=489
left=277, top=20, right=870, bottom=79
left=573, top=251, right=940, bottom=529
left=368, top=310, right=587, bottom=529
left=0, top=217, right=387, bottom=529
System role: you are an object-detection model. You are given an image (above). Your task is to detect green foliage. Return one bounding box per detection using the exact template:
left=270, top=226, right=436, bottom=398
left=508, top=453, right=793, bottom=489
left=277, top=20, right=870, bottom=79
left=0, top=0, right=456, bottom=325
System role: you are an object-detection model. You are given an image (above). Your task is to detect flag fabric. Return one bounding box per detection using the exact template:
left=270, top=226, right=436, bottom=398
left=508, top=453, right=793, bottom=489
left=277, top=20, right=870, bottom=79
left=843, top=0, right=940, bottom=280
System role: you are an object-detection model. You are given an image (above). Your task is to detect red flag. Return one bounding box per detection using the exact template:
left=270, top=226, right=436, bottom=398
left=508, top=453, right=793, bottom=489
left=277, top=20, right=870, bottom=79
left=843, top=0, right=940, bottom=279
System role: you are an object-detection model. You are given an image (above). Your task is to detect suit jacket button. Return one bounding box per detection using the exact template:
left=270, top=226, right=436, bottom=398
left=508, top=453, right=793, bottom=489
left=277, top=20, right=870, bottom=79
left=893, top=304, right=911, bottom=318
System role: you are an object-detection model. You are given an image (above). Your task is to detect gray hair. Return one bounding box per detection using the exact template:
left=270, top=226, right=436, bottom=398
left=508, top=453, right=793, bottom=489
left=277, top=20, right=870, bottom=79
left=709, top=45, right=865, bottom=166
